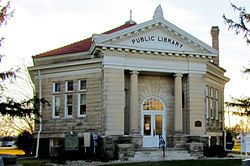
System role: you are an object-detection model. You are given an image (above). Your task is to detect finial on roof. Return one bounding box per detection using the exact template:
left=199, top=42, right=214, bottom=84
left=130, top=10, right=132, bottom=22
left=153, top=5, right=164, bottom=19
left=125, top=9, right=136, bottom=25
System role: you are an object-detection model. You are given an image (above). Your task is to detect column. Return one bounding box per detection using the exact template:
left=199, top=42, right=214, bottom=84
left=130, top=70, right=139, bottom=134
left=174, top=73, right=183, bottom=132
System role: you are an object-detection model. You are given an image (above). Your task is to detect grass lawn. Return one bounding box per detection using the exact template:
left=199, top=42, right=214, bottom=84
left=17, top=159, right=50, bottom=166
left=16, top=159, right=242, bottom=166
left=106, top=159, right=242, bottom=166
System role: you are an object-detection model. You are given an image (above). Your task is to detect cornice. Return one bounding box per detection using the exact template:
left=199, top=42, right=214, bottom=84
left=100, top=49, right=208, bottom=64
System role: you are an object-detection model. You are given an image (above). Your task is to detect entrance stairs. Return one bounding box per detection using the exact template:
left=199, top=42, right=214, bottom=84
left=129, top=148, right=197, bottom=161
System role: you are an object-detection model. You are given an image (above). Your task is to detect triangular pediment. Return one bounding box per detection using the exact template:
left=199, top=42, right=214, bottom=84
left=93, top=17, right=218, bottom=57
left=111, top=28, right=197, bottom=53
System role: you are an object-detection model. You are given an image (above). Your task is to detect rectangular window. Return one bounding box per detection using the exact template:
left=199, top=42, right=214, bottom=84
left=52, top=96, right=60, bottom=118
left=66, top=81, right=73, bottom=92
left=78, top=80, right=86, bottom=91
left=205, top=86, right=209, bottom=119
left=210, top=87, right=214, bottom=119
left=78, top=93, right=86, bottom=117
left=215, top=89, right=219, bottom=120
left=65, top=94, right=73, bottom=117
left=53, top=82, right=61, bottom=93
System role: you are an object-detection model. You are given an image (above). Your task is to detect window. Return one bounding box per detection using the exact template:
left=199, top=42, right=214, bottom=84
left=78, top=80, right=87, bottom=117
left=49, top=139, right=60, bottom=155
left=195, top=121, right=202, bottom=127
left=205, top=86, right=209, bottom=119
left=66, top=81, right=73, bottom=92
left=210, top=87, right=214, bottom=119
left=215, top=89, right=219, bottom=120
left=52, top=96, right=60, bottom=118
left=53, top=82, right=61, bottom=93
left=78, top=93, right=86, bottom=117
left=206, top=86, right=220, bottom=120
left=65, top=94, right=73, bottom=117
left=143, top=97, right=163, bottom=111
left=78, top=80, right=86, bottom=91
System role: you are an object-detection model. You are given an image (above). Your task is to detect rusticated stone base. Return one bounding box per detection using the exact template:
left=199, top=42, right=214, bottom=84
left=116, top=144, right=134, bottom=161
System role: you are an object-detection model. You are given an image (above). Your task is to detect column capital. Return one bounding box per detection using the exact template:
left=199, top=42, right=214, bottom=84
left=174, top=73, right=183, bottom=77
left=130, top=70, right=139, bottom=75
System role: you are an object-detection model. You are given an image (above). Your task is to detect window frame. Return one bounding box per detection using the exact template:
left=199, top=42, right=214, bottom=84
left=65, top=94, right=73, bottom=118
left=53, top=82, right=61, bottom=93
left=52, top=95, right=60, bottom=119
left=78, top=93, right=86, bottom=117
left=215, top=89, right=219, bottom=120
left=205, top=86, right=209, bottom=119
left=78, top=80, right=87, bottom=91
left=210, top=87, right=214, bottom=119
left=65, top=80, right=74, bottom=92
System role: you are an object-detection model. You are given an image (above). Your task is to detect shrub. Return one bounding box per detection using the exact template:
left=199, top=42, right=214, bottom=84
left=16, top=130, right=33, bottom=156
left=204, top=145, right=227, bottom=157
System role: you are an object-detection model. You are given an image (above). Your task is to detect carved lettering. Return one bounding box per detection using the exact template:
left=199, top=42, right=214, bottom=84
left=131, top=35, right=184, bottom=48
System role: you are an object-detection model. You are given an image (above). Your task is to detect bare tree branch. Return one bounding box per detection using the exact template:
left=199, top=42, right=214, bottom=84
left=223, top=3, right=250, bottom=43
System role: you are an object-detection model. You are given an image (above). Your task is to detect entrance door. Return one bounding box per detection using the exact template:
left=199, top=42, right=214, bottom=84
left=142, top=97, right=166, bottom=147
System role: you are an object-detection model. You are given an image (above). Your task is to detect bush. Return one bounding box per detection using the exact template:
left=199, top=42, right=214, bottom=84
left=205, top=145, right=227, bottom=157
left=16, top=130, right=33, bottom=156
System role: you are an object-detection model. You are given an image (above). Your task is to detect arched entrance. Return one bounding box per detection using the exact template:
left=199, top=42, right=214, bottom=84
left=141, top=97, right=166, bottom=147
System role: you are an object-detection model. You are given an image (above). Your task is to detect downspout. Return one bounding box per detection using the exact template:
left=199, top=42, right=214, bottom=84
left=35, top=70, right=42, bottom=158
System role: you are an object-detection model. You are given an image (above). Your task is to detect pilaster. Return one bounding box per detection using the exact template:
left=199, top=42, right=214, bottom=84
left=174, top=73, right=183, bottom=133
left=130, top=70, right=139, bottom=134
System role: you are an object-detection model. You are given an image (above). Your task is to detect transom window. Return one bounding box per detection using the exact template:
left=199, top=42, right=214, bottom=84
left=143, top=97, right=163, bottom=111
left=66, top=81, right=73, bottom=92
left=78, top=80, right=86, bottom=91
left=53, top=82, right=61, bottom=93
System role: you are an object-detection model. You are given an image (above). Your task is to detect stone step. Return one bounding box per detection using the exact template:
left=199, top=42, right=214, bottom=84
left=130, top=148, right=197, bottom=161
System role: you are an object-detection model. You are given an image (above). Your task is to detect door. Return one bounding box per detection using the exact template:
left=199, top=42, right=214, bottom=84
left=142, top=97, right=166, bottom=147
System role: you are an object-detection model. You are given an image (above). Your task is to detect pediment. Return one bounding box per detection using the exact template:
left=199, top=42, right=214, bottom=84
left=110, top=28, right=197, bottom=53
left=92, top=11, right=218, bottom=57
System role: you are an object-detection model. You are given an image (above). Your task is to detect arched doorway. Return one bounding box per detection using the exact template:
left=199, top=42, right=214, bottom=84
left=141, top=97, right=166, bottom=147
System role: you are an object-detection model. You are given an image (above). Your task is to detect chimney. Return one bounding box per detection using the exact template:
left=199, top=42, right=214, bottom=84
left=210, top=26, right=219, bottom=65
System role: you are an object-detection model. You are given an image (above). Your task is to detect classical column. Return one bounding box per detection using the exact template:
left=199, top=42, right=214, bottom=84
left=174, top=73, right=183, bottom=133
left=130, top=70, right=139, bottom=134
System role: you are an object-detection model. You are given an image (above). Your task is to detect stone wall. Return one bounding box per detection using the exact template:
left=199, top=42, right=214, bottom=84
left=186, top=73, right=206, bottom=135
left=33, top=63, right=103, bottom=139
left=102, top=68, right=125, bottom=135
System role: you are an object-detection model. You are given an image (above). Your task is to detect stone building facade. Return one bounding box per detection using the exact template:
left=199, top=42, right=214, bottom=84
left=28, top=5, right=229, bottom=158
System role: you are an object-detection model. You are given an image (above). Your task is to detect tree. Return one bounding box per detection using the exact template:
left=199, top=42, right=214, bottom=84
left=223, top=3, right=250, bottom=44
left=223, top=2, right=250, bottom=117
left=0, top=64, right=38, bottom=135
left=225, top=97, right=250, bottom=116
left=0, top=1, right=48, bottom=119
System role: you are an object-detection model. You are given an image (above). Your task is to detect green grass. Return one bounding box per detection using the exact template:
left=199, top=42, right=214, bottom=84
left=17, top=159, right=50, bottom=166
left=106, top=159, right=242, bottom=166
left=16, top=159, right=242, bottom=166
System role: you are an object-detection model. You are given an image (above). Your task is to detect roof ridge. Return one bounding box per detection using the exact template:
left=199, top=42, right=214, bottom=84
left=34, top=22, right=136, bottom=58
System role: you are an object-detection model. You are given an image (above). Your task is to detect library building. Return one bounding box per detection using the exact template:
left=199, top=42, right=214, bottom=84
left=28, top=5, right=229, bottom=160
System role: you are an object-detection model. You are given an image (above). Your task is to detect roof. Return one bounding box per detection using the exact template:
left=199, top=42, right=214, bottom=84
left=34, top=22, right=136, bottom=58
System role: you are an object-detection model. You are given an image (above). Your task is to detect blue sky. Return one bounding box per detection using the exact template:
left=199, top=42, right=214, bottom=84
left=1, top=0, right=250, bottom=101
